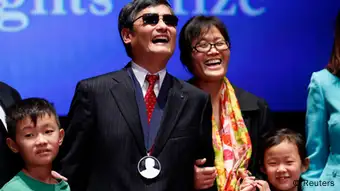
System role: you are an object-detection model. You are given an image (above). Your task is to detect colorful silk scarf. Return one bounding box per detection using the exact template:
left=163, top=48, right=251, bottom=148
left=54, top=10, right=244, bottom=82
left=213, top=77, right=252, bottom=191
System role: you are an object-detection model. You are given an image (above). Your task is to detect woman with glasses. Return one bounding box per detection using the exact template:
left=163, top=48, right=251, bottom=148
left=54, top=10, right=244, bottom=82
left=179, top=15, right=274, bottom=191
left=301, top=10, right=340, bottom=191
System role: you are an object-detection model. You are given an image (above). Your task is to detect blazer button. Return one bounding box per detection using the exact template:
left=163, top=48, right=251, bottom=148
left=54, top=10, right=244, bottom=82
left=332, top=171, right=337, bottom=178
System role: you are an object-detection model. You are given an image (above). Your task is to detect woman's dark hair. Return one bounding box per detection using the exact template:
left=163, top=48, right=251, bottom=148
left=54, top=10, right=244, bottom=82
left=259, top=128, right=307, bottom=166
left=326, top=10, right=340, bottom=78
left=179, top=15, right=231, bottom=74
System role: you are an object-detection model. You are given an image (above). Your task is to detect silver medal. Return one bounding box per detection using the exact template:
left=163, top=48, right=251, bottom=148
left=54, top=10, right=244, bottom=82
left=137, top=156, right=161, bottom=179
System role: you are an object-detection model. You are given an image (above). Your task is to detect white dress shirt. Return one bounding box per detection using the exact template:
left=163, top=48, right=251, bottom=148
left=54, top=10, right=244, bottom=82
left=0, top=105, right=6, bottom=131
left=131, top=62, right=166, bottom=97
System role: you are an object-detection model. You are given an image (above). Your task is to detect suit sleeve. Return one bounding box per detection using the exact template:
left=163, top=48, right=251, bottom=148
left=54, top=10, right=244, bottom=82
left=252, top=99, right=275, bottom=180
left=301, top=73, right=329, bottom=188
left=9, top=87, right=21, bottom=102
left=197, top=94, right=217, bottom=191
left=258, top=99, right=274, bottom=138
left=0, top=83, right=21, bottom=109
left=60, top=81, right=95, bottom=191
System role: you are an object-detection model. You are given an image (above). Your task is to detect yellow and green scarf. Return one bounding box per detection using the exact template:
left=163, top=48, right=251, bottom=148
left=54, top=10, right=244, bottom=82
left=213, top=77, right=252, bottom=191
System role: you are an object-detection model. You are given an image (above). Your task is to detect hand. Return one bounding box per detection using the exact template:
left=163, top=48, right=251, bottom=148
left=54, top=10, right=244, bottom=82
left=255, top=180, right=271, bottom=191
left=239, top=170, right=252, bottom=179
left=240, top=176, right=257, bottom=191
left=194, top=158, right=217, bottom=190
left=51, top=171, right=68, bottom=181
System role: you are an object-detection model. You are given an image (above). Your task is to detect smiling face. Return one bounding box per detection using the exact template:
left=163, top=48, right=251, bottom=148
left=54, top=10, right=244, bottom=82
left=7, top=114, right=64, bottom=168
left=122, top=4, right=177, bottom=64
left=190, top=26, right=230, bottom=82
left=263, top=141, right=309, bottom=191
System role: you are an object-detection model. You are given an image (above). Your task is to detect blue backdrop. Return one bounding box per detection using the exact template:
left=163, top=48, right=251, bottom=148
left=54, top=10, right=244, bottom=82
left=1, top=0, right=340, bottom=115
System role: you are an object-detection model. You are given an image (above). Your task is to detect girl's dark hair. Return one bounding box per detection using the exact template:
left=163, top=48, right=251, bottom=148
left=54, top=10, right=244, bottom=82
left=326, top=10, right=340, bottom=78
left=260, top=128, right=307, bottom=166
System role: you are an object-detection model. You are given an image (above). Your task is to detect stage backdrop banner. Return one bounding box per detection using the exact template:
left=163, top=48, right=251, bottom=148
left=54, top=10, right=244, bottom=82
left=1, top=0, right=340, bottom=114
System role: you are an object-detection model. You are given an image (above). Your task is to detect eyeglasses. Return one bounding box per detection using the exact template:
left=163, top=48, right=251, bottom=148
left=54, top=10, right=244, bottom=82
left=193, top=41, right=229, bottom=53
left=132, top=13, right=178, bottom=27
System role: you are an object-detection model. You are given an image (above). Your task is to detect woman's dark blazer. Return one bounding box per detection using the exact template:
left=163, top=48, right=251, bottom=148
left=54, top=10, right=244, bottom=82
left=233, top=85, right=274, bottom=179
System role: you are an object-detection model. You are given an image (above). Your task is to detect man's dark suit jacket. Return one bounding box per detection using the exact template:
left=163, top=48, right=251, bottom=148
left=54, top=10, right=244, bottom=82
left=0, top=82, right=22, bottom=187
left=60, top=67, right=217, bottom=191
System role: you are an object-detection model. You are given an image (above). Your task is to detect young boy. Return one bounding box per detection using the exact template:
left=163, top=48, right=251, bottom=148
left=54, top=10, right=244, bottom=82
left=0, top=98, right=70, bottom=191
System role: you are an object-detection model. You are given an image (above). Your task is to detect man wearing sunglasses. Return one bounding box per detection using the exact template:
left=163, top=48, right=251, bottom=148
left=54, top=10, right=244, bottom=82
left=60, top=0, right=216, bottom=191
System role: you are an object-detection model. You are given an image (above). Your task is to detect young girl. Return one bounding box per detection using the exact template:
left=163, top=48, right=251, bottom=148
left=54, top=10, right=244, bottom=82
left=240, top=128, right=309, bottom=191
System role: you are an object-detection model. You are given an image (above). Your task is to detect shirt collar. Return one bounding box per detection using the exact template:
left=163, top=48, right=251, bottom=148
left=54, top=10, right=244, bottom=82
left=131, top=61, right=166, bottom=88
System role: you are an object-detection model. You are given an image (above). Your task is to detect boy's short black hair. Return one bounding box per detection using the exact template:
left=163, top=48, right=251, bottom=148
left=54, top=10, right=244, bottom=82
left=6, top=98, right=60, bottom=141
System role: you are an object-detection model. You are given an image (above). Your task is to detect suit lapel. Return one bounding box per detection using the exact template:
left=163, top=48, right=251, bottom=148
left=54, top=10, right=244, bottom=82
left=110, top=69, right=146, bottom=155
left=233, top=85, right=260, bottom=132
left=0, top=91, right=8, bottom=110
left=152, top=76, right=188, bottom=156
left=0, top=89, right=9, bottom=137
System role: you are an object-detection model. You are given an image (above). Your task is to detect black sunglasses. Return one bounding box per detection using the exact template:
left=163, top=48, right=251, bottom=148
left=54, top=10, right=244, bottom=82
left=132, top=13, right=178, bottom=27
